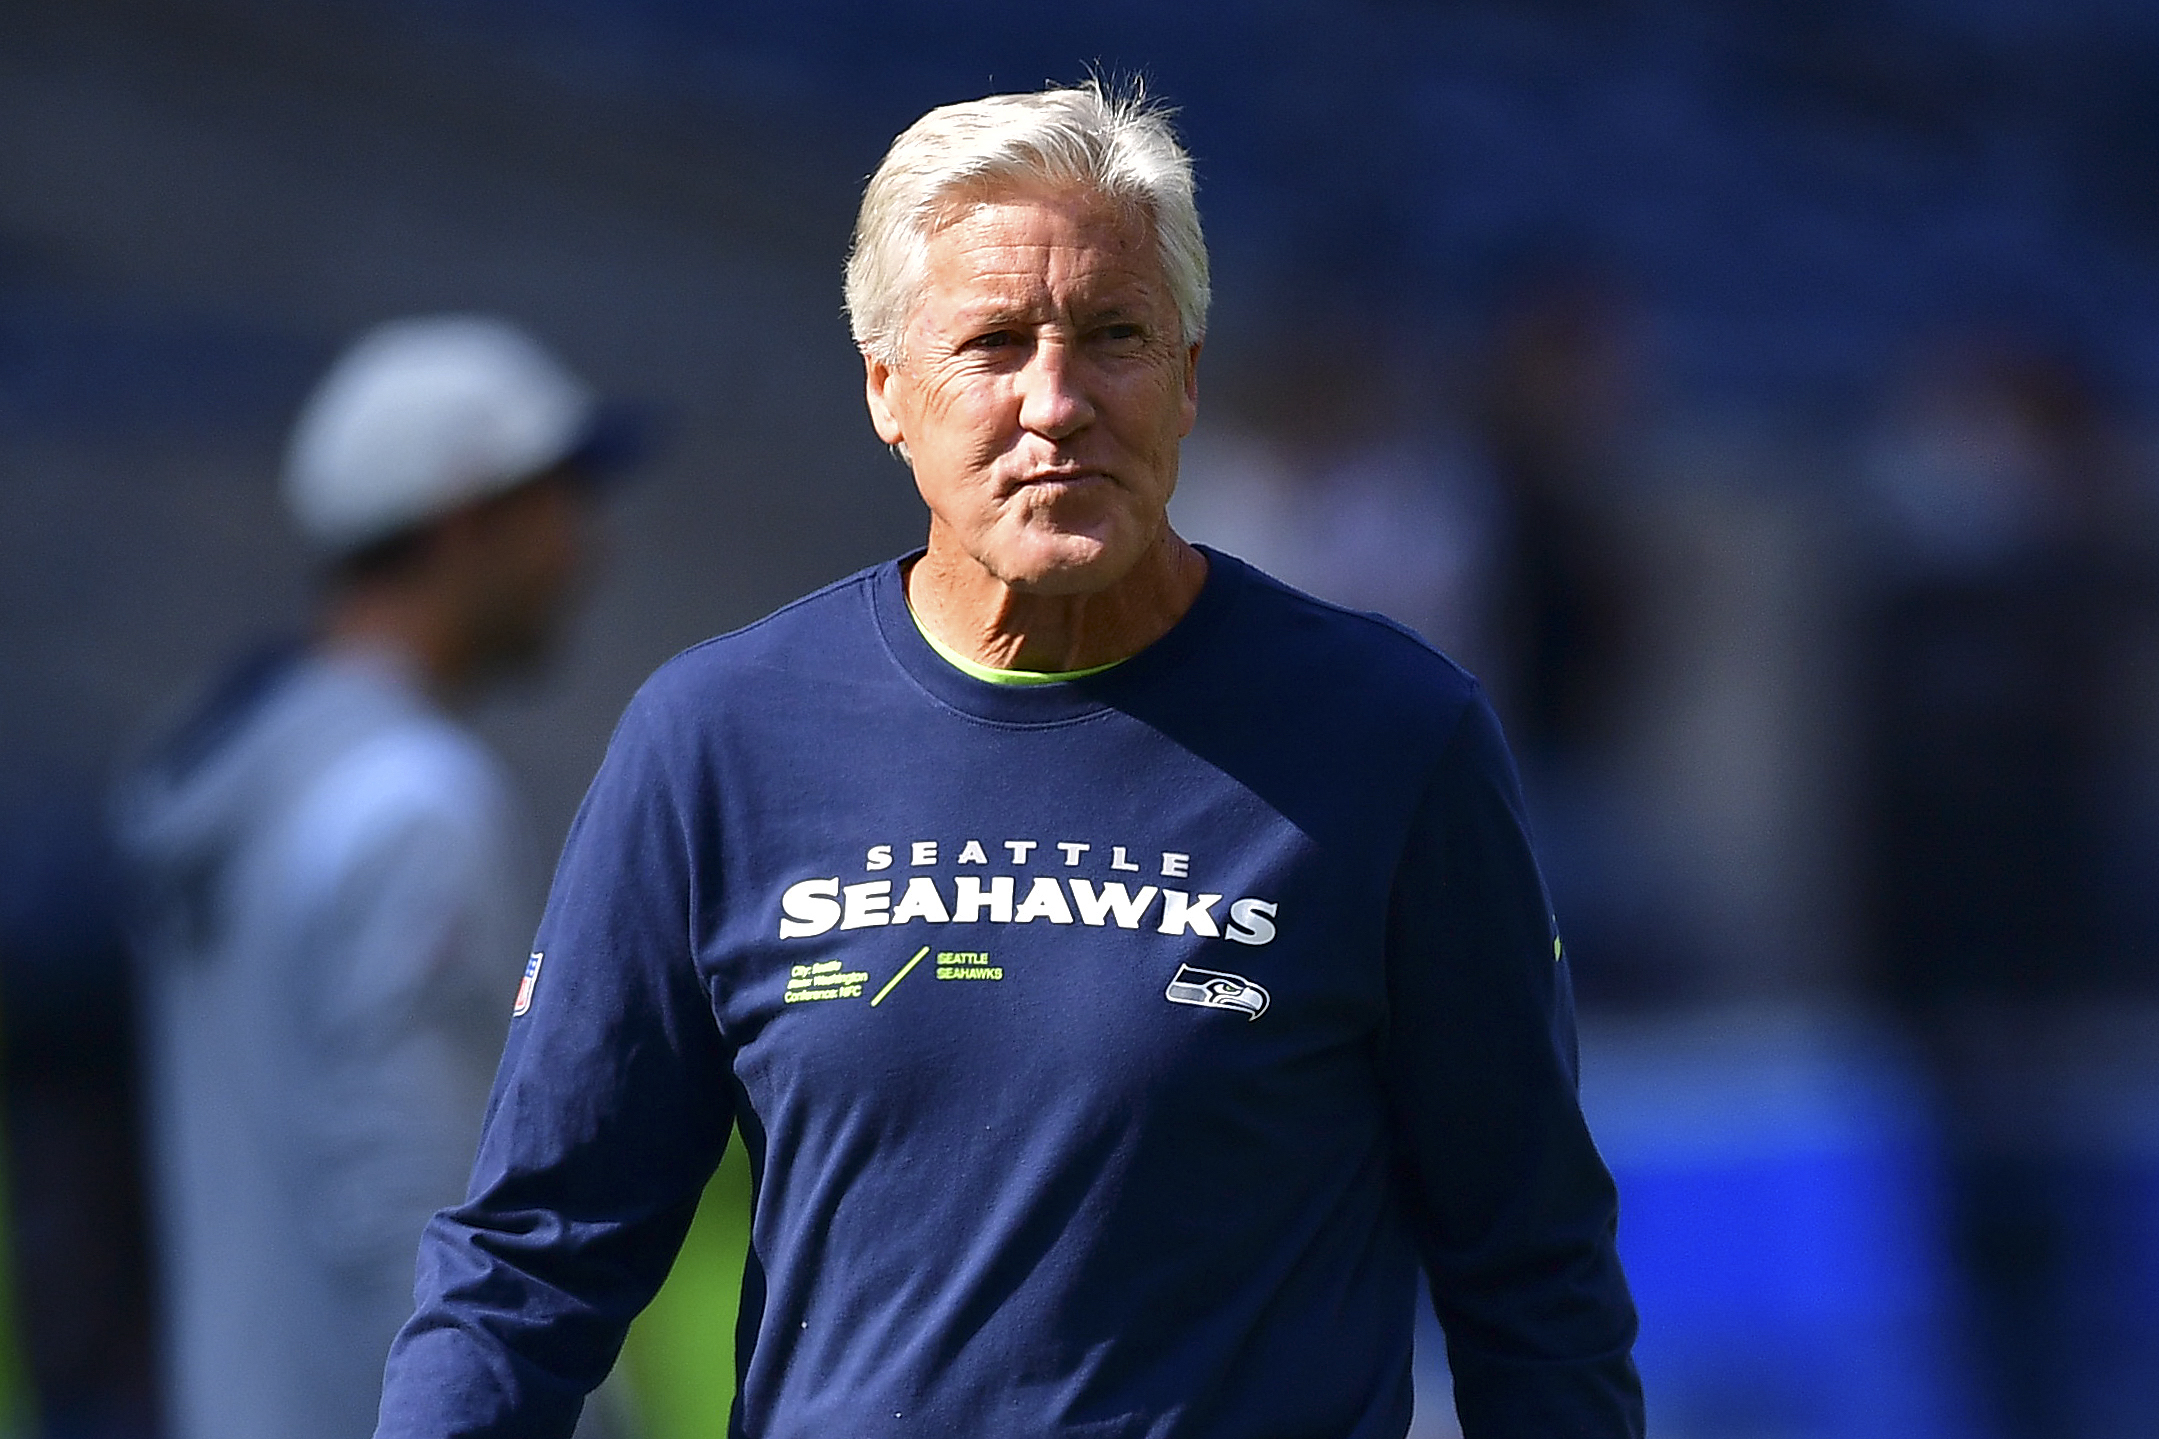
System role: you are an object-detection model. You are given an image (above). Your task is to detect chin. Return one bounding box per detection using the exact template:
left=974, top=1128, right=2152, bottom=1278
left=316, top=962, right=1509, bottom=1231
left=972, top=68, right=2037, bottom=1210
left=990, top=528, right=1141, bottom=596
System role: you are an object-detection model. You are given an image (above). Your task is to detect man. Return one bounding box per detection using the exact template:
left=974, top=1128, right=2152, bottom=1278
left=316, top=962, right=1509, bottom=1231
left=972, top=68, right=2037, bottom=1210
left=119, top=316, right=627, bottom=1439
left=377, top=84, right=1641, bottom=1438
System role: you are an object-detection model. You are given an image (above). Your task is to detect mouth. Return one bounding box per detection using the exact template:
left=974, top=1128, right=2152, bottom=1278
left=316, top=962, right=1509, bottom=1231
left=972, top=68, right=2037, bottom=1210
left=1005, top=467, right=1111, bottom=497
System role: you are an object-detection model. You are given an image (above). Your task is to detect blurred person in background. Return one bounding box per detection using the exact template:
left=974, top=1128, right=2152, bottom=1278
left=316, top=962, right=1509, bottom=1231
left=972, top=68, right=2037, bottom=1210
left=1169, top=307, right=1499, bottom=663
left=1473, top=274, right=1671, bottom=1006
left=1480, top=276, right=1645, bottom=777
left=1855, top=335, right=2159, bottom=1439
left=115, top=316, right=636, bottom=1439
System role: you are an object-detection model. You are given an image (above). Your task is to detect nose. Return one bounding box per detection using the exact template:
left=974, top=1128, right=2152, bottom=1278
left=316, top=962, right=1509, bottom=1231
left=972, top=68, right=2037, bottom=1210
left=1016, top=340, right=1094, bottom=440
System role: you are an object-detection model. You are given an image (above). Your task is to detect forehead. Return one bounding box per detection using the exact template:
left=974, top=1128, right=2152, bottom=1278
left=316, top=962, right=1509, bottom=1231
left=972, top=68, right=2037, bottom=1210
left=914, top=187, right=1166, bottom=320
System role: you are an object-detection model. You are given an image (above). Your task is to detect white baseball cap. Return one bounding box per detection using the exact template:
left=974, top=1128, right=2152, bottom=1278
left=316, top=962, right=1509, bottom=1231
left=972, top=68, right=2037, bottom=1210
left=283, top=315, right=604, bottom=552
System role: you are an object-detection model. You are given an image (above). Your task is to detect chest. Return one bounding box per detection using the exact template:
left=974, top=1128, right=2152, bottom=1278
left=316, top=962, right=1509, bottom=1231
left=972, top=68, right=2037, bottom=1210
left=694, top=717, right=1400, bottom=1138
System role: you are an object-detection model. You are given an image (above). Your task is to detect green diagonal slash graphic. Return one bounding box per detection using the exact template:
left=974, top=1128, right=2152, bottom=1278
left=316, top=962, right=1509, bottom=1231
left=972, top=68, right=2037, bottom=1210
left=871, top=946, right=932, bottom=1007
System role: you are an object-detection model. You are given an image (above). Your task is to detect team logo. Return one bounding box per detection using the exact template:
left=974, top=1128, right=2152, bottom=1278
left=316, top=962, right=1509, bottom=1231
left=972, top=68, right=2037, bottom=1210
left=513, top=951, right=544, bottom=1017
left=1163, top=963, right=1270, bottom=1021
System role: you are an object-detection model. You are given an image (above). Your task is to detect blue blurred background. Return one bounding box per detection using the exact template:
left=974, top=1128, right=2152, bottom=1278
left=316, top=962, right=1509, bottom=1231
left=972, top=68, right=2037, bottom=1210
left=7, top=2, right=2159, bottom=1437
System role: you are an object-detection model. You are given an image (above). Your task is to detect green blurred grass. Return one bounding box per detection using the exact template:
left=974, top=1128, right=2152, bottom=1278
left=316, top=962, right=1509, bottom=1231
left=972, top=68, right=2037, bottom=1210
left=619, top=1141, right=754, bottom=1438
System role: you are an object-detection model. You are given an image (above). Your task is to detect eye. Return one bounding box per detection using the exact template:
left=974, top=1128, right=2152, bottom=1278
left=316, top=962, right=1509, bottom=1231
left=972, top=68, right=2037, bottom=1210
left=964, top=329, right=1021, bottom=352
left=1092, top=322, right=1148, bottom=349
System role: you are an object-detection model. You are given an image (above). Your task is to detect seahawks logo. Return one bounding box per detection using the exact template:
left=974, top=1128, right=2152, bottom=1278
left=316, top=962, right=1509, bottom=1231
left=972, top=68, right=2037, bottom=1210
left=1163, top=963, right=1270, bottom=1021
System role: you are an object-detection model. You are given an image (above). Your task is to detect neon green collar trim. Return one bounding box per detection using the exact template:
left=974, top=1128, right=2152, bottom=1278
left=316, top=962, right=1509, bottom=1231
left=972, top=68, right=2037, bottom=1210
left=909, top=605, right=1128, bottom=685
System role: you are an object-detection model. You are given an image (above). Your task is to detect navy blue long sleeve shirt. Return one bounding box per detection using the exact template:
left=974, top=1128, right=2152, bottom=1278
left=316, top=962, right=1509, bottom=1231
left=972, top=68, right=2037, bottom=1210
left=375, top=549, right=1642, bottom=1438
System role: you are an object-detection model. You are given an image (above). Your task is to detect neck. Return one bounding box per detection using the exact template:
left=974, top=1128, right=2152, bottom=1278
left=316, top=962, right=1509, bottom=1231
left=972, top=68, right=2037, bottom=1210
left=906, top=528, right=1208, bottom=673
left=317, top=580, right=472, bottom=703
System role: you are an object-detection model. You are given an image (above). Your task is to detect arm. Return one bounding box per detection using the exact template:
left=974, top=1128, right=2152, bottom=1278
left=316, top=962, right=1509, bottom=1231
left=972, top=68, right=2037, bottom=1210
left=275, top=738, right=522, bottom=1284
left=1382, top=689, right=1643, bottom=1438
left=375, top=693, right=733, bottom=1439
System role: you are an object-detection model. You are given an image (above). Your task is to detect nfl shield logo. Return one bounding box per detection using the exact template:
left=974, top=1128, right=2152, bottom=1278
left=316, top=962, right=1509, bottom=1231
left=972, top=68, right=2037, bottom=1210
left=513, top=951, right=544, bottom=1017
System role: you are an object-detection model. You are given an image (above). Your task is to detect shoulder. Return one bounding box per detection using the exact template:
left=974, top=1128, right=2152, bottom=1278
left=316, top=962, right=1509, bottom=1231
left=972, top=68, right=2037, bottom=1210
left=296, top=709, right=510, bottom=862
left=209, top=680, right=519, bottom=920
left=1097, top=552, right=1499, bottom=846
left=328, top=718, right=506, bottom=824
left=578, top=563, right=892, bottom=796
left=627, top=564, right=885, bottom=723
left=251, top=658, right=509, bottom=855
left=1205, top=549, right=1484, bottom=731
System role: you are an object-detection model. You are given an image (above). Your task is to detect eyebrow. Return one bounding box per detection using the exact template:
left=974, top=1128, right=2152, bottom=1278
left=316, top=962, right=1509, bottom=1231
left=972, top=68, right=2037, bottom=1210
left=949, top=302, right=1035, bottom=330
left=946, top=299, right=1149, bottom=333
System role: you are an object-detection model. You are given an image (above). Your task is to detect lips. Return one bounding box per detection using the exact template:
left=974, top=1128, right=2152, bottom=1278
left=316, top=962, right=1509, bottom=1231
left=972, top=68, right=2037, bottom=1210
left=1007, top=468, right=1111, bottom=495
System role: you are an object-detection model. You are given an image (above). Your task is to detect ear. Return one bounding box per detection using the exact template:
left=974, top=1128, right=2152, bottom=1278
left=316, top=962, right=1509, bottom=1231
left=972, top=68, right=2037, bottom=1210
left=864, top=350, right=908, bottom=446
left=1178, top=340, right=1203, bottom=438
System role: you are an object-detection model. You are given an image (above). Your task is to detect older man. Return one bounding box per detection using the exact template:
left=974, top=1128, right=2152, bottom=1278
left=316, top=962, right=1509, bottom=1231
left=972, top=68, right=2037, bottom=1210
left=376, top=84, right=1641, bottom=1439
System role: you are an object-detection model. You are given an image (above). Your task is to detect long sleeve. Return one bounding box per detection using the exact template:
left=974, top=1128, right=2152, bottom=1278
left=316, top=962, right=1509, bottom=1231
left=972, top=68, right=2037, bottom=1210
left=1381, top=691, right=1643, bottom=1437
left=278, top=740, right=522, bottom=1289
left=374, top=693, right=734, bottom=1439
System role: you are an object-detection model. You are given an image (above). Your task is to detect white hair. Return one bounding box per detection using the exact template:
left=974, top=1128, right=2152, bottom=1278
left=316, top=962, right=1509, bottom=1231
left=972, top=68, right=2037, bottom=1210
left=844, top=79, right=1210, bottom=366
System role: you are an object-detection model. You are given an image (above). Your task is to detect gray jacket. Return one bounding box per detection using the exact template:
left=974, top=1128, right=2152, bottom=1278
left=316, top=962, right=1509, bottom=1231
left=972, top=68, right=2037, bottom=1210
left=119, top=646, right=526, bottom=1439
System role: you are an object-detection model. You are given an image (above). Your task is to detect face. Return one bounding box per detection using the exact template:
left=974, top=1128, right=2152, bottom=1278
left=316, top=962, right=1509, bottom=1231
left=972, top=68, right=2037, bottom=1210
left=456, top=469, right=591, bottom=680
left=864, top=186, right=1200, bottom=595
